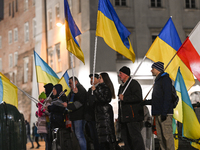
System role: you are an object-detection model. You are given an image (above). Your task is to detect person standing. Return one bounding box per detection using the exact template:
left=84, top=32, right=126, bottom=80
left=34, top=125, right=41, bottom=149
left=85, top=73, right=100, bottom=150
left=25, top=120, right=34, bottom=149
left=142, top=62, right=174, bottom=150
left=64, top=76, right=87, bottom=150
left=92, top=72, right=117, bottom=150
left=118, top=66, right=145, bottom=150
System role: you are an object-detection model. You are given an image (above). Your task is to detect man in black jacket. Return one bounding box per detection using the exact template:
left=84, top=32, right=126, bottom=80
left=118, top=66, right=145, bottom=150
left=143, top=62, right=174, bottom=150
left=63, top=76, right=87, bottom=150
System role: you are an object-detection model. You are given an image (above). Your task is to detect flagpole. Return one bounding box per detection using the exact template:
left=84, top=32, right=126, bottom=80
left=10, top=81, right=44, bottom=106
left=143, top=52, right=178, bottom=100
left=121, top=56, right=146, bottom=95
left=70, top=53, right=75, bottom=88
left=92, top=36, right=98, bottom=85
left=33, top=51, right=40, bottom=97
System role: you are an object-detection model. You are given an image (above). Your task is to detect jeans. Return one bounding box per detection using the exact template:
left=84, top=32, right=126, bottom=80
left=72, top=120, right=87, bottom=150
left=27, top=134, right=34, bottom=147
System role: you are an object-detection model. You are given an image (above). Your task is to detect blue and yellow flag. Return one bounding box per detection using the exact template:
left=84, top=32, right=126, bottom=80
left=64, top=0, right=85, bottom=64
left=174, top=68, right=200, bottom=149
left=34, top=51, right=59, bottom=85
left=172, top=118, right=179, bottom=150
left=96, top=0, right=135, bottom=63
left=146, top=17, right=194, bottom=90
left=0, top=73, right=18, bottom=108
left=58, top=70, right=70, bottom=96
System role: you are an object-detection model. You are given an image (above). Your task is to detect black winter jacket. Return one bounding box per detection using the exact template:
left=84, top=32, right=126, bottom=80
left=118, top=77, right=144, bottom=123
left=151, top=72, right=173, bottom=116
left=67, top=83, right=87, bottom=121
left=93, top=83, right=116, bottom=144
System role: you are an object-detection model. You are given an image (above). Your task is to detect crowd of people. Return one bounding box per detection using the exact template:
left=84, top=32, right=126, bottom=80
left=25, top=61, right=175, bottom=150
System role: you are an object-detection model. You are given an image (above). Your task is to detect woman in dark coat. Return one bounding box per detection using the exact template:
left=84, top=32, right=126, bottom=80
left=92, top=72, right=117, bottom=150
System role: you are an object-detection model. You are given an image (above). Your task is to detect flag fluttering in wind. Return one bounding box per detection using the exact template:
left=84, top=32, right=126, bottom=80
left=146, top=17, right=194, bottom=90
left=58, top=70, right=71, bottom=96
left=34, top=51, right=59, bottom=85
left=177, top=21, right=200, bottom=82
left=0, top=73, right=18, bottom=108
left=64, top=0, right=85, bottom=64
left=174, top=68, right=200, bottom=149
left=96, top=0, right=135, bottom=63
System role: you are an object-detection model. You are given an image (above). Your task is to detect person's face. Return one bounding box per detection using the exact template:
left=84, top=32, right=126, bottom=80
left=118, top=71, right=127, bottom=82
left=99, top=75, right=104, bottom=83
left=69, top=79, right=77, bottom=89
left=90, top=76, right=99, bottom=85
left=151, top=67, right=160, bottom=76
left=52, top=87, right=57, bottom=96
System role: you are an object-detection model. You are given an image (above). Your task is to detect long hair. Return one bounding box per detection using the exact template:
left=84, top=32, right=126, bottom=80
left=100, top=72, right=116, bottom=99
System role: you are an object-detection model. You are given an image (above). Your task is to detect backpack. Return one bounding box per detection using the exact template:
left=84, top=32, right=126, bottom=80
left=171, top=85, right=179, bottom=108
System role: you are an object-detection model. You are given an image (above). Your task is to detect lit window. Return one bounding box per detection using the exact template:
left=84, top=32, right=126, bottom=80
left=48, top=10, right=52, bottom=30
left=48, top=47, right=54, bottom=69
left=24, top=0, right=28, bottom=11
left=23, top=57, right=29, bottom=83
left=115, top=0, right=126, bottom=6
left=33, top=18, right=36, bottom=38
left=8, top=30, right=12, bottom=44
left=14, top=28, right=18, bottom=42
left=14, top=52, right=18, bottom=66
left=151, top=0, right=161, bottom=8
left=185, top=0, right=195, bottom=8
left=0, top=58, right=2, bottom=72
left=56, top=43, right=61, bottom=72
left=0, top=36, right=2, bottom=49
left=9, top=54, right=13, bottom=68
left=24, top=22, right=29, bottom=42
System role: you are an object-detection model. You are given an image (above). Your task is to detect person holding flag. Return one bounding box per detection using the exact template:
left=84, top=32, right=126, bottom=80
left=142, top=61, right=175, bottom=150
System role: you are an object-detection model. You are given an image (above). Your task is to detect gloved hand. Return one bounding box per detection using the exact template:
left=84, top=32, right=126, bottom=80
left=161, top=115, right=167, bottom=122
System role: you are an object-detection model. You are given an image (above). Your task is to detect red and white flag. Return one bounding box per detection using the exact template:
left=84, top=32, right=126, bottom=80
left=177, top=21, right=200, bottom=82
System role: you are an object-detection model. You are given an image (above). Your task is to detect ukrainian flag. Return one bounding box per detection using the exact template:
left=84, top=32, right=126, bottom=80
left=64, top=0, right=85, bottom=64
left=146, top=17, right=194, bottom=90
left=96, top=0, right=135, bottom=63
left=0, top=73, right=18, bottom=108
left=174, top=68, right=200, bottom=149
left=34, top=51, right=59, bottom=85
left=58, top=70, right=70, bottom=96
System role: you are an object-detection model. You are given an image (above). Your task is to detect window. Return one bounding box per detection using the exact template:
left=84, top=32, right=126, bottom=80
left=116, top=52, right=128, bottom=60
left=16, top=0, right=18, bottom=12
left=14, top=28, right=18, bottom=42
left=13, top=71, right=17, bottom=84
left=12, top=1, right=14, bottom=17
left=55, top=4, right=60, bottom=20
left=185, top=0, right=195, bottom=8
left=48, top=47, right=54, bottom=68
left=24, top=0, right=28, bottom=11
left=14, top=52, right=18, bottom=66
left=9, top=3, right=11, bottom=16
left=32, top=0, right=35, bottom=6
left=78, top=0, right=81, bottom=13
left=24, top=22, right=29, bottom=42
left=0, top=58, right=2, bottom=72
left=8, top=30, right=12, bottom=44
left=33, top=18, right=36, bottom=38
left=115, top=0, right=126, bottom=6
left=56, top=43, right=61, bottom=72
left=151, top=0, right=161, bottom=8
left=152, top=35, right=157, bottom=43
left=9, top=54, right=13, bottom=68
left=0, top=36, right=1, bottom=49
left=48, top=10, right=52, bottom=30
left=23, top=57, right=29, bottom=83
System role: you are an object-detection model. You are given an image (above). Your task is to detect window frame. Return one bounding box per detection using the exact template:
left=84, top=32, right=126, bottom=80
left=14, top=28, right=18, bottom=42
left=14, top=52, right=18, bottom=66
left=23, top=57, right=29, bottom=83
left=48, top=9, right=53, bottom=30
left=0, top=36, right=2, bottom=49
left=9, top=54, right=13, bottom=68
left=0, top=58, right=2, bottom=72
left=8, top=30, right=12, bottom=44
left=24, top=22, right=29, bottom=42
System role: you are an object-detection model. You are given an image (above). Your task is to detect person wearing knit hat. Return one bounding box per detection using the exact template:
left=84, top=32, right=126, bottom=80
left=118, top=66, right=145, bottom=150
left=142, top=61, right=175, bottom=149
left=151, top=61, right=164, bottom=73
left=39, top=92, right=47, bottom=100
